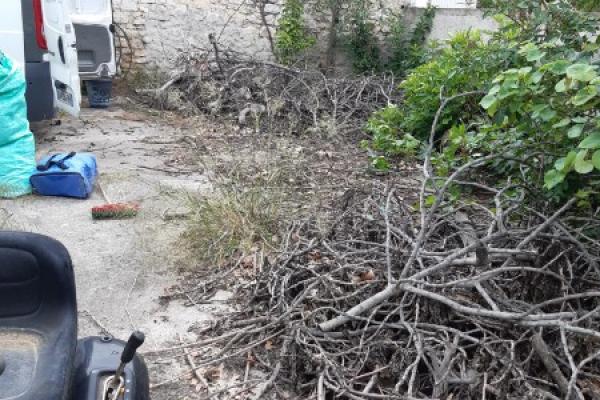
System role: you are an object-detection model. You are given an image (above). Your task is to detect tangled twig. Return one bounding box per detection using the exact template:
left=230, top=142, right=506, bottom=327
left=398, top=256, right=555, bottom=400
left=138, top=46, right=399, bottom=136
left=149, top=92, right=600, bottom=399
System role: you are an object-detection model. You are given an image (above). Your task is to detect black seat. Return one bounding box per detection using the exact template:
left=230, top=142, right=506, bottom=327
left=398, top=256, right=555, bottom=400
left=0, top=232, right=77, bottom=400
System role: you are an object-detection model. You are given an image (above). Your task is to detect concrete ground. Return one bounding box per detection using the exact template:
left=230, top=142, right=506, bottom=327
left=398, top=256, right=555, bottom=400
left=1, top=103, right=212, bottom=393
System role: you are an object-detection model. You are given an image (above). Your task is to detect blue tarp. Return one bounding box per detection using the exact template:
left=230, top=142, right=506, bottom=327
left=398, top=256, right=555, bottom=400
left=0, top=52, right=36, bottom=198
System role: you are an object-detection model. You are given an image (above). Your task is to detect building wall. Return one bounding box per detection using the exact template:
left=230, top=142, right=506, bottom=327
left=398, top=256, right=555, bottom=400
left=111, top=0, right=496, bottom=71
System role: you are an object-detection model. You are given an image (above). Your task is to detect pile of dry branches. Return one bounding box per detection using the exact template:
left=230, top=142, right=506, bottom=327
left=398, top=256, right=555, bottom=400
left=163, top=178, right=600, bottom=400
left=147, top=94, right=600, bottom=400
left=141, top=46, right=399, bottom=135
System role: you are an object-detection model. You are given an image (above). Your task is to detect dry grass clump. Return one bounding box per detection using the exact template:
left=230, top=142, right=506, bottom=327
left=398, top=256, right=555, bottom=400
left=182, top=182, right=286, bottom=267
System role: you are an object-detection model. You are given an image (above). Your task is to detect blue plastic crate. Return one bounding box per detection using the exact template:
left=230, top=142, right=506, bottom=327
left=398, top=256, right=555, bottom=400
left=86, top=79, right=113, bottom=108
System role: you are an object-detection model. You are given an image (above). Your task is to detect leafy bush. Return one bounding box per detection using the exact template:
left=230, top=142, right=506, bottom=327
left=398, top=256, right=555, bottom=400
left=483, top=0, right=599, bottom=50
left=347, top=0, right=381, bottom=74
left=366, top=0, right=600, bottom=200
left=387, top=7, right=437, bottom=76
left=364, top=105, right=420, bottom=161
left=346, top=5, right=381, bottom=74
left=399, top=31, right=505, bottom=139
left=479, top=44, right=600, bottom=193
left=479, top=0, right=600, bottom=11
left=275, top=0, right=316, bottom=65
left=362, top=31, right=507, bottom=162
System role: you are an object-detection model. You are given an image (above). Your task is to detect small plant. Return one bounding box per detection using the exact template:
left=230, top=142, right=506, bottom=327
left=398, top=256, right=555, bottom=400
left=346, top=3, right=381, bottom=74
left=275, top=0, right=316, bottom=65
left=363, top=105, right=419, bottom=157
left=387, top=7, right=436, bottom=76
left=183, top=184, right=285, bottom=267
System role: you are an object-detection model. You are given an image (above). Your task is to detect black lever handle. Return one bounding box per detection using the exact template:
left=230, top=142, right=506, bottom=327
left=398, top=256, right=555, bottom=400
left=121, top=331, right=145, bottom=364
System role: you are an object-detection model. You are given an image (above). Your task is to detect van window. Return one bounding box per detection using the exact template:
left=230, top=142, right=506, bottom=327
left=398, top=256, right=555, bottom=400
left=69, top=0, right=109, bottom=14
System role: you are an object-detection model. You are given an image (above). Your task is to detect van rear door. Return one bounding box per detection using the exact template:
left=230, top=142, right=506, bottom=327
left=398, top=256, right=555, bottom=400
left=70, top=0, right=116, bottom=79
left=42, top=0, right=81, bottom=116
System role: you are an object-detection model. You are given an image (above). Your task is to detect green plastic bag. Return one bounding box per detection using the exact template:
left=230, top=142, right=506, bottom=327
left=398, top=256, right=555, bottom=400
left=0, top=52, right=36, bottom=198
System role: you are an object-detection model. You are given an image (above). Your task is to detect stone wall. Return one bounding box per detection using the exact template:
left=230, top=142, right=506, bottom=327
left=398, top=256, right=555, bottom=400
left=112, top=0, right=496, bottom=71
left=112, top=0, right=281, bottom=69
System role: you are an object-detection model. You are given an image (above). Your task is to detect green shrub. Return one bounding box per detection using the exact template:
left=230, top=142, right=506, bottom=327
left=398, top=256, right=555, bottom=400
left=479, top=0, right=600, bottom=11
left=479, top=45, right=600, bottom=192
left=387, top=7, right=437, bottom=76
left=365, top=0, right=600, bottom=200
left=364, top=105, right=420, bottom=157
left=438, top=1, right=600, bottom=197
left=275, top=0, right=316, bottom=65
left=346, top=5, right=381, bottom=74
left=362, top=31, right=508, bottom=161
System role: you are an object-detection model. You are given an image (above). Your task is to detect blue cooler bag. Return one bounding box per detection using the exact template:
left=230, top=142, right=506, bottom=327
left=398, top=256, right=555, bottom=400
left=30, top=152, right=98, bottom=199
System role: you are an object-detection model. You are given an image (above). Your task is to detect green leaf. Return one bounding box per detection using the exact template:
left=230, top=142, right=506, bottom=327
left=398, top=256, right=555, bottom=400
left=575, top=150, right=594, bottom=174
left=572, top=117, right=588, bottom=124
left=555, top=78, right=568, bottom=93
left=579, top=133, right=600, bottom=149
left=518, top=66, right=533, bottom=75
left=544, top=169, right=566, bottom=189
left=371, top=156, right=390, bottom=171
left=539, top=108, right=557, bottom=122
left=531, top=104, right=556, bottom=122
left=566, top=64, right=598, bottom=82
left=531, top=71, right=544, bottom=84
left=554, top=151, right=577, bottom=172
left=488, top=85, right=501, bottom=96
left=568, top=124, right=585, bottom=138
left=425, top=195, right=436, bottom=207
left=552, top=118, right=571, bottom=129
left=480, top=94, right=498, bottom=116
left=593, top=150, right=600, bottom=171
left=545, top=60, right=570, bottom=75
left=571, top=85, right=598, bottom=106
left=526, top=48, right=546, bottom=62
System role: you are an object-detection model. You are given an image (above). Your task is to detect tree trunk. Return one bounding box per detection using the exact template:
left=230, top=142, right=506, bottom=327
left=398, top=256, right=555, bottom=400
left=322, top=0, right=341, bottom=73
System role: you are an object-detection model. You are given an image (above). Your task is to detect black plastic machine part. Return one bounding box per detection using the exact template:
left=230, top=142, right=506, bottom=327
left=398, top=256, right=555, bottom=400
left=0, top=231, right=149, bottom=400
left=115, top=332, right=146, bottom=380
left=73, top=335, right=150, bottom=400
left=0, top=231, right=77, bottom=400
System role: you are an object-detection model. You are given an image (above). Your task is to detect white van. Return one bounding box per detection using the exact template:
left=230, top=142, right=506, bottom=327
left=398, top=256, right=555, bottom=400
left=70, top=0, right=117, bottom=80
left=1, top=0, right=81, bottom=120
left=1, top=0, right=116, bottom=121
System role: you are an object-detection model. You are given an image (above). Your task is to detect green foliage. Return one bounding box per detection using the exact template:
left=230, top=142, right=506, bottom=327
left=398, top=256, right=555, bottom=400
left=387, top=7, right=437, bottom=75
left=346, top=2, right=381, bottom=74
left=363, top=31, right=508, bottom=161
left=365, top=105, right=420, bottom=156
left=366, top=0, right=600, bottom=199
left=575, top=0, right=600, bottom=11
left=275, top=0, right=316, bottom=65
left=400, top=31, right=508, bottom=139
left=479, top=0, right=600, bottom=11
left=479, top=44, right=600, bottom=191
left=435, top=0, right=600, bottom=195
left=484, top=0, right=599, bottom=51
